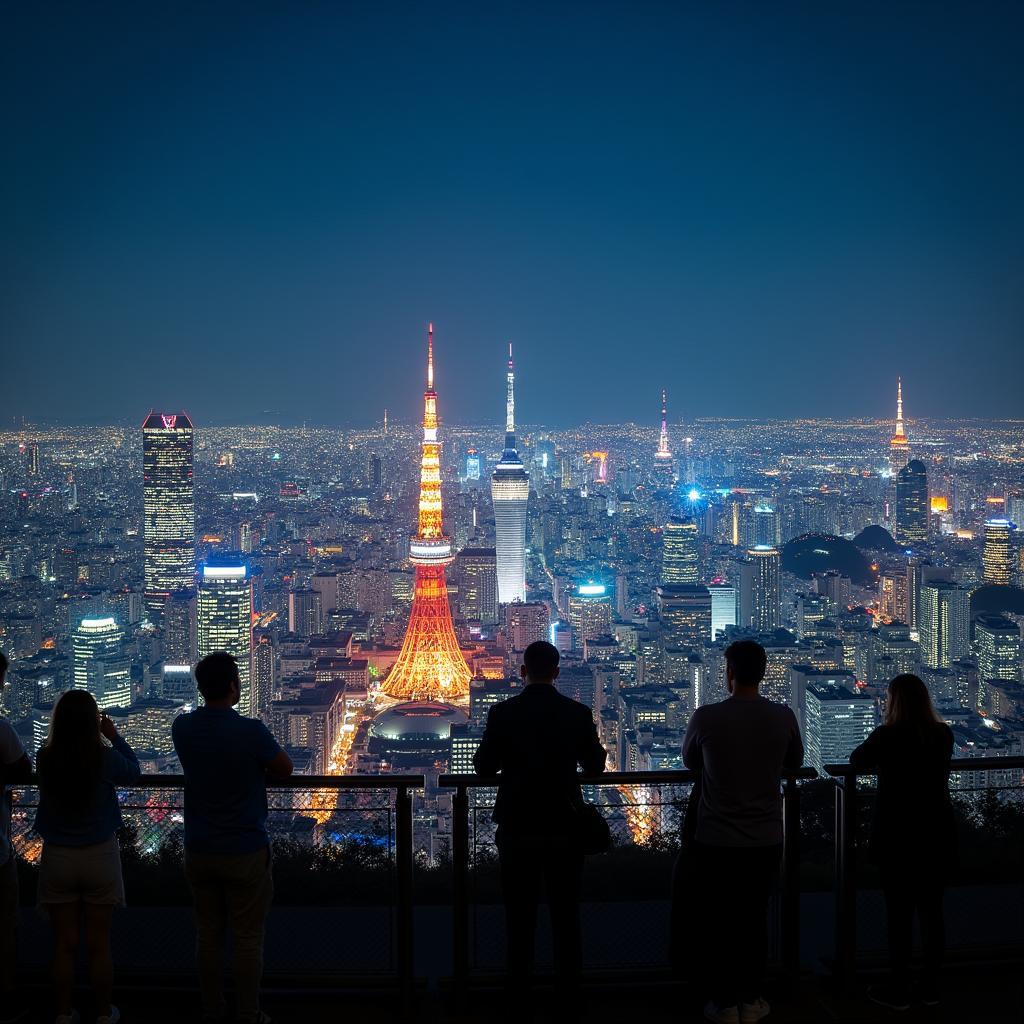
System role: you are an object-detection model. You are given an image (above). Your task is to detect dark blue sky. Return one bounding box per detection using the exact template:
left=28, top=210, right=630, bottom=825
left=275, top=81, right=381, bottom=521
left=3, top=1, right=1022, bottom=426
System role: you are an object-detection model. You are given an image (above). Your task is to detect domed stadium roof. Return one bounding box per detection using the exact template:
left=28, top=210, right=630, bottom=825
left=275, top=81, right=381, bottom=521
left=369, top=701, right=468, bottom=742
left=781, top=533, right=877, bottom=585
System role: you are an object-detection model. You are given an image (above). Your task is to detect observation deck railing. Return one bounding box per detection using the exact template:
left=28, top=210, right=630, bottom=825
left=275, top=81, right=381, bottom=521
left=825, top=756, right=1024, bottom=989
left=438, top=767, right=818, bottom=1004
left=9, top=773, right=423, bottom=1007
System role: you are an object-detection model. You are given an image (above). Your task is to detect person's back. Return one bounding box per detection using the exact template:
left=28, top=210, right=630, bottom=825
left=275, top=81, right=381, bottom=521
left=678, top=639, right=804, bottom=1024
left=475, top=683, right=606, bottom=836
left=473, top=640, right=606, bottom=1013
left=173, top=651, right=292, bottom=1024
left=684, top=694, right=803, bottom=846
left=172, top=704, right=282, bottom=854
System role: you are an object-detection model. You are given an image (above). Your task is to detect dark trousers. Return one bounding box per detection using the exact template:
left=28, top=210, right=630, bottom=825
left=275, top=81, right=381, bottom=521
left=689, top=841, right=782, bottom=1007
left=497, top=831, right=584, bottom=1002
left=882, top=863, right=945, bottom=991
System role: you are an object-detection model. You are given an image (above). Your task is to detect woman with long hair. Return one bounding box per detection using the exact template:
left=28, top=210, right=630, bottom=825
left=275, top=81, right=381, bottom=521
left=850, top=673, right=955, bottom=1012
left=34, top=690, right=140, bottom=1024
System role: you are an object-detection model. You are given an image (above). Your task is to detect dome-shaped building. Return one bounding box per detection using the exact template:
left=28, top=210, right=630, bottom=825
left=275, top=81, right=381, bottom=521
left=368, top=701, right=469, bottom=765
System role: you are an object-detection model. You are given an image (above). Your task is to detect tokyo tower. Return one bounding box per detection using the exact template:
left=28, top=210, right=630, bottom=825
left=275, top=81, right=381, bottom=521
left=381, top=325, right=472, bottom=702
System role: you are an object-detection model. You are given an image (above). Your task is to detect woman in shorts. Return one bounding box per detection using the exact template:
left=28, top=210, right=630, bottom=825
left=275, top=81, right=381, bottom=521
left=35, top=690, right=140, bottom=1024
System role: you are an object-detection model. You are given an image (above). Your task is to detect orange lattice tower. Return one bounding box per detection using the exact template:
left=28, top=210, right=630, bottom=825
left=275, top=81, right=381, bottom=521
left=381, top=324, right=472, bottom=702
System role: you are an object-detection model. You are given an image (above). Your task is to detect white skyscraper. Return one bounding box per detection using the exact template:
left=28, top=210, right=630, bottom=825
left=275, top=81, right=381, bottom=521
left=198, top=558, right=254, bottom=716
left=491, top=344, right=529, bottom=605
left=73, top=616, right=131, bottom=710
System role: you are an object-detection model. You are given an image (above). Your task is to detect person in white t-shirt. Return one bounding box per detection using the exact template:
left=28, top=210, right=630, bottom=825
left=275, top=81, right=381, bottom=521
left=0, top=651, right=33, bottom=1024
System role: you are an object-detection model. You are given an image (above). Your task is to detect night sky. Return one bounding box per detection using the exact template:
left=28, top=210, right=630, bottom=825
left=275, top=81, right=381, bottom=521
left=3, top=2, right=1023, bottom=427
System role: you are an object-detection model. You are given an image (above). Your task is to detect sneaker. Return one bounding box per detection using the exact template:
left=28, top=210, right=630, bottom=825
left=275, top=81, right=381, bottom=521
left=740, top=997, right=771, bottom=1022
left=97, top=1008, right=121, bottom=1024
left=917, top=986, right=941, bottom=1007
left=867, top=984, right=911, bottom=1012
left=704, top=1003, right=740, bottom=1024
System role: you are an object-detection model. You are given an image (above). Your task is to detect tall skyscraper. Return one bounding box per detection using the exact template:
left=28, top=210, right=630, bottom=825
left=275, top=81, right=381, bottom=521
left=662, top=517, right=700, bottom=584
left=889, top=377, right=910, bottom=476
left=504, top=602, right=551, bottom=652
left=198, top=557, right=254, bottom=715
left=162, top=589, right=196, bottom=667
left=975, top=614, right=1020, bottom=684
left=804, top=683, right=877, bottom=773
left=367, top=453, right=383, bottom=492
left=73, top=617, right=131, bottom=710
left=567, top=583, right=613, bottom=649
left=456, top=547, right=498, bottom=624
left=982, top=519, right=1016, bottom=585
left=653, top=389, right=674, bottom=484
left=491, top=344, right=529, bottom=605
left=749, top=545, right=781, bottom=632
left=708, top=582, right=737, bottom=640
left=382, top=326, right=472, bottom=702
left=894, top=459, right=929, bottom=545
left=918, top=581, right=969, bottom=669
left=143, top=412, right=195, bottom=618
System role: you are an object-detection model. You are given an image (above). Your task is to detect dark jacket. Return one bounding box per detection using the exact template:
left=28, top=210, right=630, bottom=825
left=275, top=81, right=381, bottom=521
left=473, top=683, right=607, bottom=836
left=849, top=721, right=956, bottom=866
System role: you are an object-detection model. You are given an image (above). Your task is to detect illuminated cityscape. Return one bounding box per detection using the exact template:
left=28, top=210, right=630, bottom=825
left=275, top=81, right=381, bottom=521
left=2, top=2, right=1023, bottom=1014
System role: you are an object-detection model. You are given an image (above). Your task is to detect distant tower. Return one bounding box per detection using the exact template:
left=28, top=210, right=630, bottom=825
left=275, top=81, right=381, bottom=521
left=748, top=545, right=781, bottom=632
left=491, top=343, right=529, bottom=604
left=143, top=412, right=196, bottom=619
left=894, top=459, right=929, bottom=545
left=889, top=377, right=910, bottom=476
left=653, top=389, right=675, bottom=483
left=382, top=325, right=472, bottom=702
left=198, top=557, right=254, bottom=715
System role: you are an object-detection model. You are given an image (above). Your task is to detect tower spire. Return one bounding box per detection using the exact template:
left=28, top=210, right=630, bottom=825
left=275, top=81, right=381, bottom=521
left=505, top=341, right=516, bottom=449
left=894, top=377, right=905, bottom=438
left=381, top=324, right=471, bottom=702
left=654, top=388, right=675, bottom=482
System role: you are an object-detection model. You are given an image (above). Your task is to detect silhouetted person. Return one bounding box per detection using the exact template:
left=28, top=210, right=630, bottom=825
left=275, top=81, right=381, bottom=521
left=850, top=673, right=954, bottom=1011
left=172, top=652, right=293, bottom=1024
left=680, top=639, right=803, bottom=1024
left=473, top=640, right=607, bottom=1017
left=0, top=651, right=32, bottom=1024
left=35, top=689, right=141, bottom=1024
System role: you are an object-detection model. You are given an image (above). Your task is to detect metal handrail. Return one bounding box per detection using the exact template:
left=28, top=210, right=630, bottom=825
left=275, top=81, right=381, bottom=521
left=440, top=767, right=818, bottom=1003
left=825, top=756, right=1024, bottom=988
left=15, top=771, right=424, bottom=1009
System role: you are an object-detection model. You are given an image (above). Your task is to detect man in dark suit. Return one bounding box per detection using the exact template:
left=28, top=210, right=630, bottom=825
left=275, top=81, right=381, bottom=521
left=474, top=640, right=607, bottom=1013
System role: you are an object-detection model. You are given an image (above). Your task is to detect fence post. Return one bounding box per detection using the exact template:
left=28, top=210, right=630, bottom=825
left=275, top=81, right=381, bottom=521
left=395, top=784, right=415, bottom=1012
left=452, top=782, right=470, bottom=1010
left=833, top=773, right=857, bottom=989
left=781, top=773, right=801, bottom=986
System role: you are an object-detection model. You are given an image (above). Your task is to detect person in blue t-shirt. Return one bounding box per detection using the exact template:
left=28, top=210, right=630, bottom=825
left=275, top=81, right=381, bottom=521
left=172, top=652, right=292, bottom=1024
left=35, top=688, right=141, bottom=1024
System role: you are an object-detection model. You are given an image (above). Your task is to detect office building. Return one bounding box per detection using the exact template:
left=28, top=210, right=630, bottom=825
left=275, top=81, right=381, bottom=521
left=567, top=584, right=613, bottom=649
left=662, top=517, right=700, bottom=584
left=143, top=412, right=195, bottom=618
left=657, top=584, right=712, bottom=650
left=983, top=519, right=1016, bottom=585
left=162, top=589, right=196, bottom=667
left=975, top=613, right=1020, bottom=686
left=707, top=582, right=737, bottom=641
left=198, top=557, right=254, bottom=715
left=748, top=546, right=781, bottom=632
left=918, top=581, right=969, bottom=669
left=288, top=588, right=323, bottom=637
left=504, top=601, right=550, bottom=652
left=894, top=460, right=929, bottom=545
left=491, top=345, right=529, bottom=604
left=73, top=616, right=131, bottom=710
left=456, top=547, right=498, bottom=625
left=804, top=683, right=877, bottom=774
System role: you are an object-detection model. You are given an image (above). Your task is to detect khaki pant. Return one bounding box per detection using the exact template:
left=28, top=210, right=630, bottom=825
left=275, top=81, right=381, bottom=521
left=0, top=853, right=17, bottom=993
left=185, top=846, right=273, bottom=1023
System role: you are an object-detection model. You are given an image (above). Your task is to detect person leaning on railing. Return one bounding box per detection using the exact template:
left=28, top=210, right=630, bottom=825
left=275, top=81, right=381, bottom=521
left=171, top=652, right=293, bottom=1024
left=679, top=639, right=804, bottom=1024
left=849, top=673, right=955, bottom=1013
left=0, top=650, right=33, bottom=1024
left=473, top=639, right=607, bottom=1020
left=34, top=689, right=141, bottom=1024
